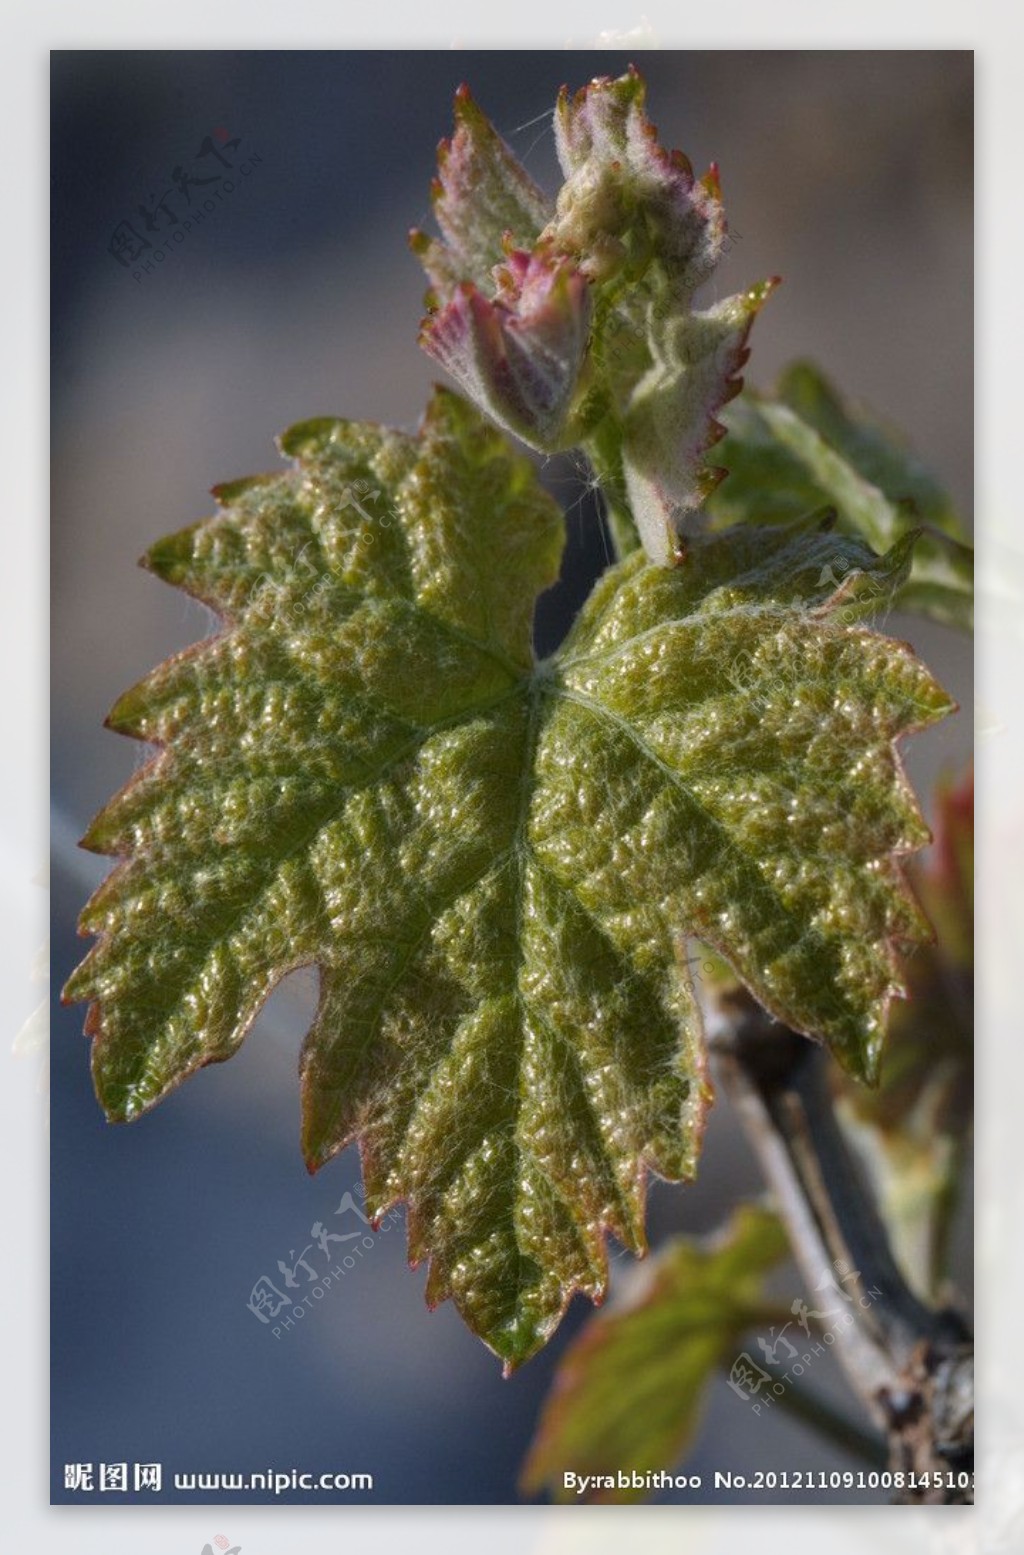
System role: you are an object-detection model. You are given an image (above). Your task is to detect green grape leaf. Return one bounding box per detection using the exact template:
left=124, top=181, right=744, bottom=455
left=64, top=388, right=951, bottom=1368
left=835, top=769, right=973, bottom=1300
left=708, top=361, right=974, bottom=630
left=521, top=1203, right=790, bottom=1502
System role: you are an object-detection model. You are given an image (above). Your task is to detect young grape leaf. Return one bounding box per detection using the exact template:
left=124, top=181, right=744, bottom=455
left=521, top=1203, right=790, bottom=1502
left=64, top=387, right=951, bottom=1367
left=413, top=68, right=777, bottom=565
left=834, top=769, right=973, bottom=1300
left=708, top=361, right=974, bottom=630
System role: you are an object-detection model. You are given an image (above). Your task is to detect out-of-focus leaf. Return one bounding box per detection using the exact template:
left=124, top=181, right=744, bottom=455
left=835, top=770, right=973, bottom=1299
left=521, top=1203, right=789, bottom=1502
left=709, top=362, right=974, bottom=630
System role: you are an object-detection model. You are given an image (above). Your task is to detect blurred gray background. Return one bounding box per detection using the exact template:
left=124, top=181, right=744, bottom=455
left=51, top=49, right=972, bottom=1505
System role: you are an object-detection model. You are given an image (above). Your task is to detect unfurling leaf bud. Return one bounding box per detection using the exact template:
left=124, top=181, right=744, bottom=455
left=413, top=68, right=778, bottom=565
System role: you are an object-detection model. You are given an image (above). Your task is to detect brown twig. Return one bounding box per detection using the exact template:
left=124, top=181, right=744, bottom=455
left=707, top=988, right=974, bottom=1504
